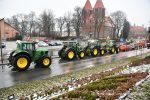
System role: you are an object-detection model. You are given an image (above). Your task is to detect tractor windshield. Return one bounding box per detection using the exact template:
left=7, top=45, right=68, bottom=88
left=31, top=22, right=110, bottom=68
left=22, top=43, right=35, bottom=51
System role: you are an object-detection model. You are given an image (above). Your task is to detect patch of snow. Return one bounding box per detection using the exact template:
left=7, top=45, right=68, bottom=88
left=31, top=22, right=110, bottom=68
left=119, top=64, right=150, bottom=75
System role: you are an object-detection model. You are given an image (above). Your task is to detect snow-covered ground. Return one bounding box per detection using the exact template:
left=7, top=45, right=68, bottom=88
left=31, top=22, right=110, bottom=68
left=116, top=64, right=150, bottom=100
left=118, top=64, right=150, bottom=75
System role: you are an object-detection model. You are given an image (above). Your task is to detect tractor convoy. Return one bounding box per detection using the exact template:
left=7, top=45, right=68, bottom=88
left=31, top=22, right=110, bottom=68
left=6, top=38, right=147, bottom=71
left=58, top=39, right=119, bottom=60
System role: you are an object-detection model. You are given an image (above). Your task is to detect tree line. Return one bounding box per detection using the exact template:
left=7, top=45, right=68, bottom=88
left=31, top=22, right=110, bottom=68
left=6, top=6, right=130, bottom=40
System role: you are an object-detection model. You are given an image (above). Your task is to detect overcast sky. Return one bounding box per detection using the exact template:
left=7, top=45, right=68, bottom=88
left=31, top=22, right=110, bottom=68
left=0, top=0, right=150, bottom=27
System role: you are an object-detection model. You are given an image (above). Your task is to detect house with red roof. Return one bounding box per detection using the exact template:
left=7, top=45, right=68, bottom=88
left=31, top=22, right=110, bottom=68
left=82, top=0, right=115, bottom=39
left=0, top=18, right=20, bottom=40
left=130, top=25, right=146, bottom=38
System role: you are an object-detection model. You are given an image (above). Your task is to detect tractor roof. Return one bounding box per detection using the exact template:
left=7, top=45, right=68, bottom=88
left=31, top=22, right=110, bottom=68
left=16, top=40, right=35, bottom=44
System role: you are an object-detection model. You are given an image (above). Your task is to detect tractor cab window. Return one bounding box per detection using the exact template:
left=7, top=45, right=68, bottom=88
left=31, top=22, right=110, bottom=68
left=23, top=43, right=35, bottom=51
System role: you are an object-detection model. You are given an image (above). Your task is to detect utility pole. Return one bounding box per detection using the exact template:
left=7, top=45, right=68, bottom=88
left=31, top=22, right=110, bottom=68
left=0, top=18, right=4, bottom=68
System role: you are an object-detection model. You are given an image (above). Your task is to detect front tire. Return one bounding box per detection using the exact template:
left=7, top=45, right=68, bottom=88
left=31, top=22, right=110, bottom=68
left=78, top=51, right=85, bottom=59
left=100, top=49, right=105, bottom=56
left=13, top=55, right=31, bottom=71
left=39, top=56, right=52, bottom=68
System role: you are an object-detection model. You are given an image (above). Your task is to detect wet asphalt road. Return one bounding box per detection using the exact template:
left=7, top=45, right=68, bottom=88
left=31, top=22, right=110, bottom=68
left=0, top=47, right=150, bottom=89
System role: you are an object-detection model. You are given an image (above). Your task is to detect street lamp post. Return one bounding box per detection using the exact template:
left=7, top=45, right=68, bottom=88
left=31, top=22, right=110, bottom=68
left=0, top=18, right=4, bottom=68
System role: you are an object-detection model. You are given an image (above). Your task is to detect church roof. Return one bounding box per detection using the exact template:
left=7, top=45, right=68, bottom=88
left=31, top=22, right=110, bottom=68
left=94, top=0, right=104, bottom=8
left=83, top=0, right=93, bottom=10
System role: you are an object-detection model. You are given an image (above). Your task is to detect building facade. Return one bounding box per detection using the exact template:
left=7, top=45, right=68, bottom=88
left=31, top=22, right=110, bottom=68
left=130, top=25, right=146, bottom=39
left=0, top=18, right=20, bottom=40
left=82, top=0, right=115, bottom=39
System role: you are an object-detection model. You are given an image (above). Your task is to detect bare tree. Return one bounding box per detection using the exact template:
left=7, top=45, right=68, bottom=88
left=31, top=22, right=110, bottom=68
left=111, top=10, right=126, bottom=38
left=27, top=11, right=36, bottom=36
left=72, top=6, right=83, bottom=39
left=64, top=12, right=72, bottom=37
left=16, top=14, right=29, bottom=37
left=93, top=8, right=105, bottom=38
left=6, top=15, right=20, bottom=32
left=40, top=10, right=55, bottom=37
left=56, top=17, right=65, bottom=36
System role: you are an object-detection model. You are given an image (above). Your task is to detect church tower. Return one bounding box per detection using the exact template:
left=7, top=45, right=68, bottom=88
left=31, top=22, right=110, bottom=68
left=82, top=0, right=93, bottom=22
left=93, top=0, right=105, bottom=19
left=93, top=0, right=105, bottom=38
left=82, top=0, right=93, bottom=36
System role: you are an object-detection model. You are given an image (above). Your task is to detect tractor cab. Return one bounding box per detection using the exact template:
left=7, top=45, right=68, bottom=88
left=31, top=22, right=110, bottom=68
left=16, top=41, right=36, bottom=58
left=16, top=40, right=36, bottom=50
left=63, top=41, right=77, bottom=47
left=87, top=39, right=101, bottom=48
left=106, top=40, right=116, bottom=47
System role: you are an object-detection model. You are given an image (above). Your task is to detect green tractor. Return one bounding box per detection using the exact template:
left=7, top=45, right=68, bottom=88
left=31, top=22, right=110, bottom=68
left=58, top=41, right=85, bottom=60
left=84, top=39, right=105, bottom=57
left=8, top=41, right=52, bottom=71
left=104, top=39, right=119, bottom=54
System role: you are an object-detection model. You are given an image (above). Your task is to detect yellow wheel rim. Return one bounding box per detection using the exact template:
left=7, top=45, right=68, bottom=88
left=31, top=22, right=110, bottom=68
left=94, top=49, right=98, bottom=55
left=68, top=51, right=74, bottom=59
left=112, top=48, right=115, bottom=53
left=17, top=57, right=28, bottom=69
left=80, top=52, right=84, bottom=58
left=43, top=58, right=50, bottom=66
left=101, top=50, right=105, bottom=55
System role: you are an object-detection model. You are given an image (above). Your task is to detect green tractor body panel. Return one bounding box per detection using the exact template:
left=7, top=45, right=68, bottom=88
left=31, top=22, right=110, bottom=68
left=33, top=48, right=48, bottom=63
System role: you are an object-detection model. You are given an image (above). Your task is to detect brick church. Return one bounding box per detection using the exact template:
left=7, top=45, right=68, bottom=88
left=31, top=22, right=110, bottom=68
left=82, top=0, right=115, bottom=39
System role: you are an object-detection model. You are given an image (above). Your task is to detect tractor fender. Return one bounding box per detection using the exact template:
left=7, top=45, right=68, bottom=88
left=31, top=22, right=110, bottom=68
left=14, top=52, right=31, bottom=61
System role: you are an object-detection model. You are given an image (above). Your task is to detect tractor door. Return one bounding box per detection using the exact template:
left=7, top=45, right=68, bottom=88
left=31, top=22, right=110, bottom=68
left=23, top=43, right=36, bottom=58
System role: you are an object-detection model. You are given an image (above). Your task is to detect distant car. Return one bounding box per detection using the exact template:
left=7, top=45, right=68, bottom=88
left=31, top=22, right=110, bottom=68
left=119, top=43, right=130, bottom=51
left=48, top=41, right=56, bottom=46
left=0, top=42, right=6, bottom=48
left=38, top=41, right=48, bottom=47
left=43, top=39, right=49, bottom=43
left=55, top=41, right=63, bottom=46
left=48, top=40, right=63, bottom=46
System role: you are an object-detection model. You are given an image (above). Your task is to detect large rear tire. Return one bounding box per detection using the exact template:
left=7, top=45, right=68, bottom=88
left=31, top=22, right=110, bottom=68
left=66, top=49, right=76, bottom=60
left=91, top=47, right=98, bottom=57
left=8, top=51, right=15, bottom=65
left=13, top=55, right=31, bottom=71
left=84, top=46, right=91, bottom=56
